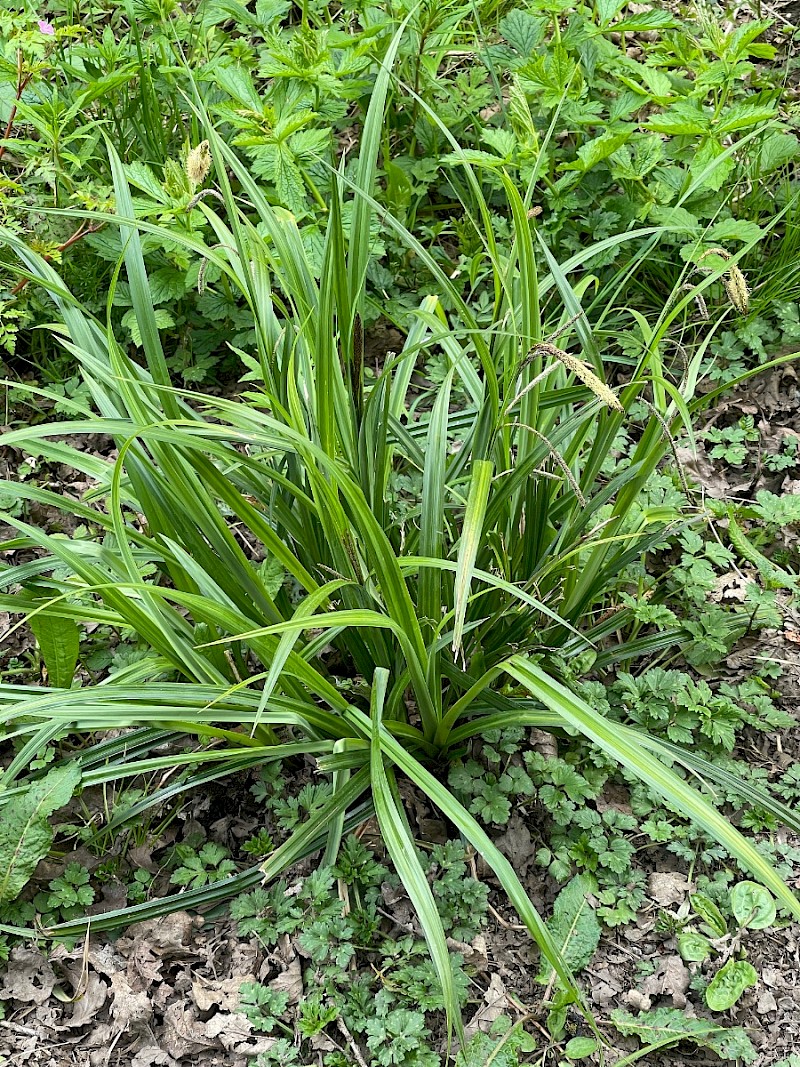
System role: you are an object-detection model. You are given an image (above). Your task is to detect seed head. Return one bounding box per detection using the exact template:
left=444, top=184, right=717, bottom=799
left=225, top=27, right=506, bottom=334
left=535, top=342, right=623, bottom=412
left=724, top=264, right=749, bottom=315
left=696, top=247, right=749, bottom=316
left=186, top=141, right=211, bottom=189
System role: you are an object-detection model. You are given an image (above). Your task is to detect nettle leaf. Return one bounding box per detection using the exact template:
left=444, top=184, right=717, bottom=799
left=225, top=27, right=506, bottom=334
left=147, top=266, right=191, bottom=305
left=705, top=959, right=758, bottom=1011
left=596, top=0, right=624, bottom=26
left=715, top=101, right=776, bottom=136
left=730, top=881, right=776, bottom=930
left=29, top=613, right=79, bottom=690
left=124, top=161, right=168, bottom=202
left=212, top=63, right=262, bottom=109
left=757, top=131, right=799, bottom=174
left=0, top=764, right=81, bottom=904
left=646, top=101, right=710, bottom=136
left=536, top=874, right=600, bottom=983
left=610, top=1008, right=756, bottom=1063
left=289, top=128, right=330, bottom=160
left=648, top=205, right=700, bottom=233
left=273, top=148, right=307, bottom=214
left=612, top=10, right=677, bottom=32
left=563, top=131, right=631, bottom=172
left=499, top=9, right=547, bottom=56
left=482, top=128, right=516, bottom=159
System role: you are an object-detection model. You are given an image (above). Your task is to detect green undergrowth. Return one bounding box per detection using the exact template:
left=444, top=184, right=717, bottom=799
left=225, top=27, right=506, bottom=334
left=0, top=0, right=799, bottom=1062
left=1, top=0, right=799, bottom=387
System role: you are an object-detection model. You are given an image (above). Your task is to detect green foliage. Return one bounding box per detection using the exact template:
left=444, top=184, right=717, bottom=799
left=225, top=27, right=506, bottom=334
left=0, top=2, right=799, bottom=1045
left=671, top=881, right=777, bottom=1012
left=705, top=959, right=758, bottom=1012
left=0, top=764, right=81, bottom=905
left=238, top=982, right=290, bottom=1033
left=537, top=874, right=601, bottom=985
left=170, top=843, right=237, bottom=889
left=610, top=1007, right=756, bottom=1062
left=41, top=862, right=94, bottom=919
left=28, top=612, right=80, bottom=689
left=455, top=1017, right=536, bottom=1067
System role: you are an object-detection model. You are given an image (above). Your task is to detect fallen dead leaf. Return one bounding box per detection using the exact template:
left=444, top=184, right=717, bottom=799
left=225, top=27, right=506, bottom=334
left=0, top=946, right=57, bottom=1004
left=464, top=973, right=508, bottom=1043
left=647, top=872, right=690, bottom=907
left=269, top=957, right=303, bottom=1004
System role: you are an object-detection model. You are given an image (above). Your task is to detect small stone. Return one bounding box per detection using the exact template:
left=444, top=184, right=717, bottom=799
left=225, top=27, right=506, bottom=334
left=757, top=990, right=777, bottom=1014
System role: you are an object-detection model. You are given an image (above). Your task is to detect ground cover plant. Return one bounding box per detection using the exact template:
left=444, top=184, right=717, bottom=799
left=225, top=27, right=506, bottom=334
left=1, top=1, right=800, bottom=1064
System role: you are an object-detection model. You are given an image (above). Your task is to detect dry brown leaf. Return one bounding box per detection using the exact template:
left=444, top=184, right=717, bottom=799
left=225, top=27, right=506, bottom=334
left=161, top=1002, right=217, bottom=1058
left=192, top=975, right=242, bottom=1013
left=269, top=958, right=303, bottom=1005
left=63, top=972, right=108, bottom=1028
left=464, top=973, right=508, bottom=1043
left=647, top=872, right=690, bottom=907
left=0, top=946, right=57, bottom=1004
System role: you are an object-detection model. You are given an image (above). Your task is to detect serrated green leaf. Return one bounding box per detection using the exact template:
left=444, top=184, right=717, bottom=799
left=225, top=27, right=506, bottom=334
left=122, top=307, right=175, bottom=348
left=499, top=9, right=547, bottom=56
left=757, top=131, right=799, bottom=174
left=563, top=131, right=630, bottom=172
left=610, top=1007, right=756, bottom=1062
left=612, top=9, right=676, bottom=32
left=708, top=218, right=764, bottom=244
left=715, top=101, right=776, bottom=136
left=536, top=874, right=600, bottom=983
left=0, top=764, right=82, bottom=904
left=646, top=101, right=709, bottom=135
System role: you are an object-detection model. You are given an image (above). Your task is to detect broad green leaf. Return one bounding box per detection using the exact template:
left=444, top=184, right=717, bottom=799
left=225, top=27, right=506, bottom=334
left=613, top=10, right=676, bottom=32
left=499, top=9, right=547, bottom=55
left=595, top=0, right=624, bottom=26
left=708, top=219, right=764, bottom=244
left=563, top=131, right=630, bottom=172
left=564, top=1037, right=598, bottom=1059
left=29, top=613, right=80, bottom=690
left=0, top=764, right=81, bottom=904
left=715, top=101, right=776, bottom=136
left=646, top=102, right=709, bottom=136
left=730, top=882, right=776, bottom=931
left=536, top=874, right=600, bottom=983
left=690, top=893, right=728, bottom=937
left=757, top=132, right=799, bottom=174
left=705, top=959, right=757, bottom=1011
